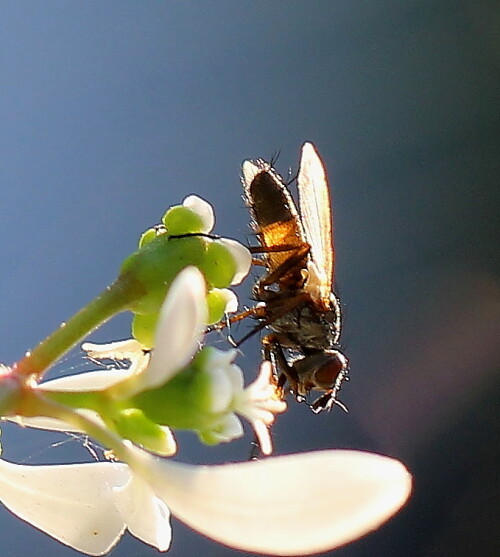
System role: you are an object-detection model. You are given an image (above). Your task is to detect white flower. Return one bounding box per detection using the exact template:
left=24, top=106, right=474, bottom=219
left=0, top=456, right=170, bottom=555
left=199, top=349, right=286, bottom=453
left=0, top=260, right=413, bottom=556
left=0, top=440, right=411, bottom=557
left=18, top=267, right=284, bottom=454
left=121, top=442, right=412, bottom=556
left=1, top=262, right=411, bottom=554
left=232, top=360, right=287, bottom=455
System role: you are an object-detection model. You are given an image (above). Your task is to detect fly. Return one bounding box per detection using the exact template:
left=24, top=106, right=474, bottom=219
left=239, top=142, right=348, bottom=412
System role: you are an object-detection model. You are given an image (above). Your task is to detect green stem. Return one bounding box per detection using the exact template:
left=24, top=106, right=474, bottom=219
left=13, top=274, right=143, bottom=380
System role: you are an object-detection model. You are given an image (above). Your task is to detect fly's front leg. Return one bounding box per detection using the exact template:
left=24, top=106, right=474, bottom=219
left=206, top=304, right=267, bottom=333
left=310, top=390, right=348, bottom=414
left=262, top=334, right=302, bottom=401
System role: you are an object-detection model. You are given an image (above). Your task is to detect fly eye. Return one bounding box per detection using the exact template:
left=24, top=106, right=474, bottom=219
left=314, top=352, right=348, bottom=389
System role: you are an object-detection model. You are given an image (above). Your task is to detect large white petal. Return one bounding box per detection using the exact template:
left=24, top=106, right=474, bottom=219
left=143, top=267, right=208, bottom=390
left=0, top=459, right=130, bottom=556
left=144, top=449, right=412, bottom=555
left=113, top=474, right=171, bottom=551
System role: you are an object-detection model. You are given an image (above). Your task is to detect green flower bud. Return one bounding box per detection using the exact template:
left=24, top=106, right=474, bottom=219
left=120, top=234, right=207, bottom=315
left=131, top=313, right=158, bottom=349
left=162, top=205, right=205, bottom=235
left=206, top=289, right=230, bottom=325
left=202, top=241, right=237, bottom=288
left=130, top=348, right=216, bottom=431
left=138, top=226, right=166, bottom=247
left=111, top=407, right=172, bottom=455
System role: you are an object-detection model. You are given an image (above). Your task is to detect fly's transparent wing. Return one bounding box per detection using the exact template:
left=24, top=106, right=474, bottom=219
left=297, top=142, right=334, bottom=303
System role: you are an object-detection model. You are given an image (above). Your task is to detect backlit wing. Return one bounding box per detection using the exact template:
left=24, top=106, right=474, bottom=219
left=297, top=142, right=334, bottom=303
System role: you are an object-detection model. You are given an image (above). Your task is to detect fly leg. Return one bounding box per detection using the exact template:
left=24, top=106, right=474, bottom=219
left=251, top=243, right=310, bottom=290
left=207, top=242, right=309, bottom=340
left=310, top=390, right=348, bottom=414
left=262, top=334, right=303, bottom=402
left=205, top=304, right=268, bottom=337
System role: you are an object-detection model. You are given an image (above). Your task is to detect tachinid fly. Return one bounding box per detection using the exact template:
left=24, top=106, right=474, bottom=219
left=240, top=142, right=348, bottom=412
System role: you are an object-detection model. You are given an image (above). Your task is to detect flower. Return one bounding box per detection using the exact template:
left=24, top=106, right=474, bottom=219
left=231, top=359, right=286, bottom=455
left=1, top=262, right=412, bottom=556
left=0, top=435, right=411, bottom=557
left=196, top=349, right=286, bottom=453
left=19, top=267, right=285, bottom=454
left=120, top=442, right=413, bottom=556
left=0, top=454, right=170, bottom=555
left=126, top=267, right=285, bottom=452
left=0, top=257, right=412, bottom=555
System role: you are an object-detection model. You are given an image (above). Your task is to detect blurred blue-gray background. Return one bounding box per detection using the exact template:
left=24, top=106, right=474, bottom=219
left=1, top=1, right=499, bottom=556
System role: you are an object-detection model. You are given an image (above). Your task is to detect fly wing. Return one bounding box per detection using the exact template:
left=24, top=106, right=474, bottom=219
left=297, top=142, right=334, bottom=304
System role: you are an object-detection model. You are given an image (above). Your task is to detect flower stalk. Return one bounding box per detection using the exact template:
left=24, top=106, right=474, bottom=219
left=12, top=276, right=142, bottom=380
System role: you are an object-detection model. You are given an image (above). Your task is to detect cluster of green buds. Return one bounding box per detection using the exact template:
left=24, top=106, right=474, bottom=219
left=127, top=195, right=250, bottom=347
left=0, top=194, right=411, bottom=556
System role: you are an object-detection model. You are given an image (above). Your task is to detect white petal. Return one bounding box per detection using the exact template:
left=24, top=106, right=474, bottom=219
left=81, top=339, right=143, bottom=361
left=252, top=419, right=272, bottom=456
left=0, top=459, right=130, bottom=556
left=11, top=409, right=103, bottom=433
left=215, top=238, right=252, bottom=285
left=113, top=474, right=171, bottom=551
left=159, top=427, right=178, bottom=457
left=206, top=365, right=234, bottom=414
left=146, top=450, right=412, bottom=555
left=205, top=347, right=238, bottom=371
left=225, top=363, right=245, bottom=393
left=203, top=348, right=240, bottom=413
left=144, top=267, right=208, bottom=390
left=183, top=195, right=214, bottom=233
left=39, top=368, right=135, bottom=392
left=212, top=413, right=244, bottom=442
left=197, top=413, right=244, bottom=445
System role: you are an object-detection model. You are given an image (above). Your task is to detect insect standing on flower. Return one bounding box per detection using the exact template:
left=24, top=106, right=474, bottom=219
left=238, top=142, right=348, bottom=412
